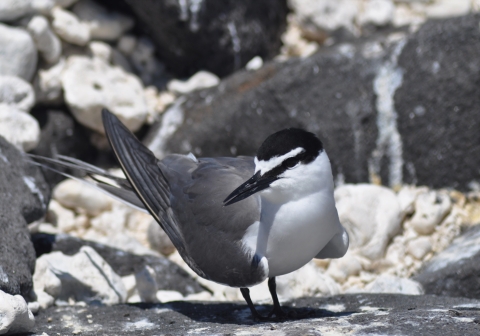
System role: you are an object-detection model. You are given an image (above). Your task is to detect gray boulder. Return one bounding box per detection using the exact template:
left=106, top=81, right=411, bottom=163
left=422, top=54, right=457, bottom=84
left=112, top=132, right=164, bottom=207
left=147, top=14, right=480, bottom=191
left=0, top=136, right=50, bottom=296
left=414, top=225, right=480, bottom=300
left=121, top=0, right=288, bottom=77
left=31, top=294, right=480, bottom=335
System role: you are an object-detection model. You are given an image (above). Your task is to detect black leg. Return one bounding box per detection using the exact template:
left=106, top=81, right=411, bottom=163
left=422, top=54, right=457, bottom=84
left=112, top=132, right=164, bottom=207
left=240, top=287, right=268, bottom=321
left=267, top=277, right=289, bottom=319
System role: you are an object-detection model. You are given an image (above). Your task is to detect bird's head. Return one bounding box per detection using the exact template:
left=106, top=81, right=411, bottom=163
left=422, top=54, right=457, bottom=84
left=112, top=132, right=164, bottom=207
left=223, top=128, right=331, bottom=206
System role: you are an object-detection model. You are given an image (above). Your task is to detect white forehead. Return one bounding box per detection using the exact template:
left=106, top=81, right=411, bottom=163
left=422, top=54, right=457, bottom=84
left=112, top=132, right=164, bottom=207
left=254, top=147, right=305, bottom=175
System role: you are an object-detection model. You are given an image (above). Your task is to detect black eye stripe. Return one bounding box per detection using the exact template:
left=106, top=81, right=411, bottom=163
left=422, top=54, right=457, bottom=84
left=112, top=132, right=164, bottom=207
left=262, top=152, right=309, bottom=178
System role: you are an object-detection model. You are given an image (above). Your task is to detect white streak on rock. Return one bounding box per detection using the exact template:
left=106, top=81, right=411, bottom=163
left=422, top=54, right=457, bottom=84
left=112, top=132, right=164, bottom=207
left=227, top=22, right=241, bottom=70
left=23, top=176, right=45, bottom=209
left=370, top=36, right=407, bottom=187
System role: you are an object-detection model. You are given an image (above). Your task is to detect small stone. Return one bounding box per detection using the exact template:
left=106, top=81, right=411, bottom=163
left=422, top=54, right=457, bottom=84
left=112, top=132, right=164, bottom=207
left=61, top=55, right=148, bottom=133
left=27, top=15, right=62, bottom=64
left=358, top=0, right=395, bottom=26
left=409, top=191, right=451, bottom=235
left=363, top=275, right=424, bottom=295
left=245, top=56, right=263, bottom=71
left=156, top=290, right=183, bottom=303
left=117, top=35, right=137, bottom=55
left=0, top=76, right=35, bottom=112
left=135, top=265, right=158, bottom=303
left=34, top=59, right=66, bottom=104
left=31, top=0, right=81, bottom=15
left=52, top=7, right=91, bottom=46
left=0, top=23, right=37, bottom=81
left=72, top=0, right=134, bottom=41
left=0, top=105, right=40, bottom=151
left=425, top=0, right=472, bottom=18
left=407, top=236, right=432, bottom=260
left=167, top=71, right=220, bottom=95
left=0, top=290, right=35, bottom=335
left=327, top=252, right=363, bottom=283
left=147, top=220, right=176, bottom=256
left=53, top=178, right=112, bottom=216
left=47, top=199, right=77, bottom=232
left=0, top=0, right=32, bottom=22
left=88, top=41, right=112, bottom=62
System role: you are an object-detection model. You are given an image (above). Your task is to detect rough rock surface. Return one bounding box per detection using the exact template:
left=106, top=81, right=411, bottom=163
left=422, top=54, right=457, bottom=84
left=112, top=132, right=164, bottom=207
left=31, top=233, right=206, bottom=296
left=122, top=0, right=289, bottom=77
left=30, top=294, right=480, bottom=335
left=396, top=14, right=480, bottom=190
left=414, top=225, right=480, bottom=300
left=0, top=136, right=50, bottom=296
left=0, top=23, right=38, bottom=81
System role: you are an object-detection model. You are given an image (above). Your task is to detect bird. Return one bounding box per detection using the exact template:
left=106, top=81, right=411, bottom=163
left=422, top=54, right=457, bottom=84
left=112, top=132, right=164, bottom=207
left=30, top=109, right=349, bottom=320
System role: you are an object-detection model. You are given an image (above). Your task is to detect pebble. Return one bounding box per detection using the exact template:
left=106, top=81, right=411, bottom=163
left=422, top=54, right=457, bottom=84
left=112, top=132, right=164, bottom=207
left=167, top=71, right=220, bottom=95
left=0, top=0, right=32, bottom=22
left=34, top=58, right=66, bottom=104
left=61, top=55, right=148, bottom=133
left=0, top=290, right=35, bottom=335
left=407, top=236, right=432, bottom=260
left=409, top=191, right=451, bottom=235
left=0, top=105, right=40, bottom=151
left=72, top=0, right=134, bottom=41
left=53, top=178, right=112, bottom=216
left=0, top=23, right=37, bottom=81
left=359, top=0, right=395, bottom=26
left=245, top=56, right=263, bottom=71
left=52, top=7, right=91, bottom=46
left=27, top=15, right=62, bottom=64
left=0, top=76, right=35, bottom=112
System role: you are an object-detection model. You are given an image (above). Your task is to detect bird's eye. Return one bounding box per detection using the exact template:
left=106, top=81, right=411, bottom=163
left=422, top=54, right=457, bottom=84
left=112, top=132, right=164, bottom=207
left=283, top=158, right=299, bottom=169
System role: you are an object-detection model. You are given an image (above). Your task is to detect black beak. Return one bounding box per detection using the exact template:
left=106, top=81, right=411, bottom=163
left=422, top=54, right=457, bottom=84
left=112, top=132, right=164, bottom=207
left=223, top=172, right=278, bottom=206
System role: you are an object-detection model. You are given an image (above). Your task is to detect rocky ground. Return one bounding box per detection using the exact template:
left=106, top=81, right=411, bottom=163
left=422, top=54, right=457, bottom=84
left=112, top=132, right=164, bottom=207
left=1, top=0, right=480, bottom=335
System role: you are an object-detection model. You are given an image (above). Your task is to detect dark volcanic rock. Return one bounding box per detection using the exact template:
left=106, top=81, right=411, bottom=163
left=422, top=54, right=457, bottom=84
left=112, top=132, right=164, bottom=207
left=396, top=14, right=480, bottom=190
left=30, top=109, right=99, bottom=187
left=414, top=225, right=480, bottom=300
left=122, top=0, right=288, bottom=77
left=148, top=14, right=480, bottom=190
left=31, top=233, right=205, bottom=296
left=0, top=136, right=50, bottom=296
left=31, top=294, right=480, bottom=335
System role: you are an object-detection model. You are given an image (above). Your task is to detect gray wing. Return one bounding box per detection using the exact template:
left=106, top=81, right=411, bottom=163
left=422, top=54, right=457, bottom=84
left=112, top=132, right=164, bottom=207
left=103, top=110, right=264, bottom=286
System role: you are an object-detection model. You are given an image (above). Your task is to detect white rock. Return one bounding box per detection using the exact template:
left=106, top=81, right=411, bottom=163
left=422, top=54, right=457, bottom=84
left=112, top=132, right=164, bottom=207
left=52, top=7, right=90, bottom=46
left=245, top=56, right=263, bottom=71
left=122, top=274, right=136, bottom=300
left=35, top=290, right=55, bottom=309
left=117, top=35, right=137, bottom=55
left=72, top=0, right=134, bottom=41
left=358, top=0, right=395, bottom=26
left=407, top=236, right=432, bottom=260
left=82, top=230, right=156, bottom=256
left=89, top=202, right=129, bottom=234
left=363, top=275, right=424, bottom=295
left=26, top=15, right=62, bottom=64
left=276, top=261, right=340, bottom=299
left=33, top=256, right=62, bottom=299
left=288, top=0, right=359, bottom=32
left=156, top=290, right=184, bottom=303
left=0, top=23, right=37, bottom=81
left=397, top=185, right=428, bottom=217
left=425, top=0, right=472, bottom=18
left=61, top=55, right=148, bottom=133
left=134, top=265, right=158, bottom=303
left=47, top=199, right=77, bottom=232
left=0, top=76, right=35, bottom=112
left=392, top=4, right=426, bottom=28
left=0, top=290, right=35, bottom=335
left=409, top=191, right=451, bottom=235
left=34, top=58, right=66, bottom=104
left=168, top=71, right=220, bottom=95
left=53, top=178, right=112, bottom=216
left=0, top=0, right=31, bottom=22
left=27, top=301, right=40, bottom=314
left=34, top=246, right=127, bottom=305
left=327, top=251, right=363, bottom=282
left=335, top=184, right=402, bottom=260
left=0, top=105, right=40, bottom=151
left=88, top=41, right=112, bottom=62
left=147, top=220, right=176, bottom=255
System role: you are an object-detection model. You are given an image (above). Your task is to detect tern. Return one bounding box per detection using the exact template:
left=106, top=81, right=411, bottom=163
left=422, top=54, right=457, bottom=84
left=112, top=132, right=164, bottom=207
left=31, top=109, right=349, bottom=320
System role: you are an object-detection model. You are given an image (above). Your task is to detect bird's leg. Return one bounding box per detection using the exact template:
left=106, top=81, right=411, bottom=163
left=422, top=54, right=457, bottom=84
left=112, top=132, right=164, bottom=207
left=240, top=287, right=268, bottom=321
left=267, top=277, right=289, bottom=319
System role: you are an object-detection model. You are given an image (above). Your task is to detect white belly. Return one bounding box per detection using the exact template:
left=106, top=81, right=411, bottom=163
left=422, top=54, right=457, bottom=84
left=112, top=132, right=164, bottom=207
left=242, top=190, right=343, bottom=277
